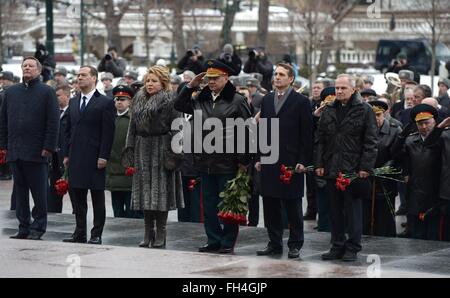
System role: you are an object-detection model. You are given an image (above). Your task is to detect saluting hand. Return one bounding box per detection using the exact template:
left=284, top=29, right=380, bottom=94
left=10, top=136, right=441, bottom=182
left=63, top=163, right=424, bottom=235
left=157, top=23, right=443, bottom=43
left=438, top=117, right=450, bottom=129
left=188, top=72, right=206, bottom=88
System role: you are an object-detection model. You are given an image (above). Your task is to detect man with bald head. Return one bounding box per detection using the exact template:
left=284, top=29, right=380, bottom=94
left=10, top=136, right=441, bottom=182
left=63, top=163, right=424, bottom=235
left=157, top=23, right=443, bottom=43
left=422, top=97, right=449, bottom=123
left=315, top=74, right=378, bottom=261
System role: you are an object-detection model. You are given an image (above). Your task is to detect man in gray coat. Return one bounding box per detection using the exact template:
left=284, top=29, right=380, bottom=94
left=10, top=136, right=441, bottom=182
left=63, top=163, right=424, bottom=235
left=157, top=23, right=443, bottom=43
left=0, top=57, right=60, bottom=240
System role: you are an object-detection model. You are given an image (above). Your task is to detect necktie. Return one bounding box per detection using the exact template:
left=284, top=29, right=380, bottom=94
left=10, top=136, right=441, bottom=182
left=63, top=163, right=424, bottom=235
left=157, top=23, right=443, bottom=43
left=80, top=96, right=87, bottom=113
left=278, top=93, right=283, bottom=101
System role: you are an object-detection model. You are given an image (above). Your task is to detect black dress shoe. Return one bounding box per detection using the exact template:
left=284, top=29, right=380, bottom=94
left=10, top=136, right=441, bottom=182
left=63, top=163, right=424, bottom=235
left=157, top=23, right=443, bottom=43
left=63, top=236, right=87, bottom=243
left=256, top=246, right=283, bottom=256
left=88, top=237, right=102, bottom=245
left=321, top=249, right=345, bottom=260
left=218, top=247, right=233, bottom=254
left=397, top=230, right=411, bottom=238
left=288, top=248, right=300, bottom=259
left=198, top=244, right=221, bottom=253
left=10, top=232, right=29, bottom=239
left=27, top=233, right=43, bottom=240
left=342, top=250, right=357, bottom=262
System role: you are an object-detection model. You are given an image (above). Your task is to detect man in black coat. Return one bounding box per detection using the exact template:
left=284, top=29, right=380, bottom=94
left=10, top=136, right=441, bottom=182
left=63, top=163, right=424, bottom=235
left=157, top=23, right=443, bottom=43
left=255, top=63, right=313, bottom=259
left=0, top=57, right=60, bottom=240
left=364, top=101, right=401, bottom=237
left=218, top=44, right=242, bottom=76
left=177, top=47, right=205, bottom=75
left=438, top=120, right=450, bottom=240
left=47, top=84, right=73, bottom=213
left=387, top=52, right=420, bottom=84
left=243, top=47, right=274, bottom=92
left=401, top=105, right=442, bottom=240
left=315, top=74, right=378, bottom=262
left=62, top=66, right=116, bottom=245
left=174, top=60, right=252, bottom=254
left=0, top=71, right=15, bottom=181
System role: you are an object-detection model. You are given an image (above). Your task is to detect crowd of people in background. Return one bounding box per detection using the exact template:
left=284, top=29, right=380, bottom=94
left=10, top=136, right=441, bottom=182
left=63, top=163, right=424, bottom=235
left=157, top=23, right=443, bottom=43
left=1, top=42, right=450, bottom=262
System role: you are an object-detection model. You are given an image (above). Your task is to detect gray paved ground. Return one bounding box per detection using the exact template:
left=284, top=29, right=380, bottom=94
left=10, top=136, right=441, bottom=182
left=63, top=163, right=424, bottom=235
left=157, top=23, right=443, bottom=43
left=1, top=179, right=449, bottom=278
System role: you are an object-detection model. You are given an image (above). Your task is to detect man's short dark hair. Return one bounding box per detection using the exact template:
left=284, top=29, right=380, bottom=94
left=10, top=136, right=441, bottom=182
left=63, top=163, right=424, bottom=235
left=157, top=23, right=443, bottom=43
left=275, top=63, right=295, bottom=78
left=107, top=46, right=117, bottom=53
left=416, top=84, right=432, bottom=98
left=22, top=56, right=42, bottom=72
left=80, top=65, right=98, bottom=80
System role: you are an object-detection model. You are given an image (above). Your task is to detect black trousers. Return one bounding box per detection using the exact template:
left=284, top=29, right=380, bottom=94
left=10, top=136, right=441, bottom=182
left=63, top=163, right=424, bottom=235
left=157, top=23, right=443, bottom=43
left=47, top=169, right=63, bottom=213
left=10, top=160, right=48, bottom=236
left=326, top=179, right=366, bottom=253
left=248, top=193, right=260, bottom=226
left=71, top=188, right=105, bottom=238
left=362, top=195, right=396, bottom=237
left=305, top=172, right=317, bottom=215
left=262, top=196, right=304, bottom=250
left=10, top=183, right=16, bottom=210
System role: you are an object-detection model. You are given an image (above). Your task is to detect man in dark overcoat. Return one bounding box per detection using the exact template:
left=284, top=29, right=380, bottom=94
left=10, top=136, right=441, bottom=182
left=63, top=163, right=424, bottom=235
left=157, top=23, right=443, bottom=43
left=315, top=74, right=378, bottom=262
left=47, top=84, right=72, bottom=213
left=174, top=60, right=251, bottom=254
left=0, top=57, right=60, bottom=240
left=62, top=66, right=115, bottom=245
left=255, top=63, right=313, bottom=259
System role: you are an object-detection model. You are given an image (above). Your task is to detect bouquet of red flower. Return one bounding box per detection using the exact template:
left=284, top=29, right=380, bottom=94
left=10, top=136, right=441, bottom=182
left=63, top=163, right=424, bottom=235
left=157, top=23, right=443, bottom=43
left=0, top=150, right=6, bottom=165
left=335, top=166, right=404, bottom=191
left=280, top=164, right=314, bottom=185
left=335, top=172, right=356, bottom=191
left=188, top=178, right=200, bottom=192
left=55, top=168, right=69, bottom=197
left=217, top=169, right=251, bottom=225
left=125, top=167, right=136, bottom=177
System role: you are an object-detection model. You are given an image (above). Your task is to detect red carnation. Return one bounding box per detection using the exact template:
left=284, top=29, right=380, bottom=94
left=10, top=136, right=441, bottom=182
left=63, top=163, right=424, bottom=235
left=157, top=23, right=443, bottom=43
left=55, top=179, right=69, bottom=197
left=125, top=167, right=136, bottom=177
left=0, top=150, right=6, bottom=165
left=419, top=213, right=425, bottom=222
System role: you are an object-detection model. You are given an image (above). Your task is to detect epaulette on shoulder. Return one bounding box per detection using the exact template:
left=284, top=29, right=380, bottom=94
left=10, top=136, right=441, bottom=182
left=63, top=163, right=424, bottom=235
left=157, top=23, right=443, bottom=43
left=390, top=122, right=399, bottom=128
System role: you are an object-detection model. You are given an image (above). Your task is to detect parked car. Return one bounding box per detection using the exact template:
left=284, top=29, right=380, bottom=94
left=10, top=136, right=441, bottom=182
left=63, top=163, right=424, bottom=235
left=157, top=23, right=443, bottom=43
left=375, top=39, right=450, bottom=75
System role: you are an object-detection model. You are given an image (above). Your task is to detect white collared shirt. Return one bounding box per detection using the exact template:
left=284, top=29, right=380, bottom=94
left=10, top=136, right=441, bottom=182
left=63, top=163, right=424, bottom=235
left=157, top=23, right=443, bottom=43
left=60, top=106, right=68, bottom=119
left=212, top=92, right=221, bottom=102
left=80, top=89, right=96, bottom=110
left=117, top=108, right=129, bottom=116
